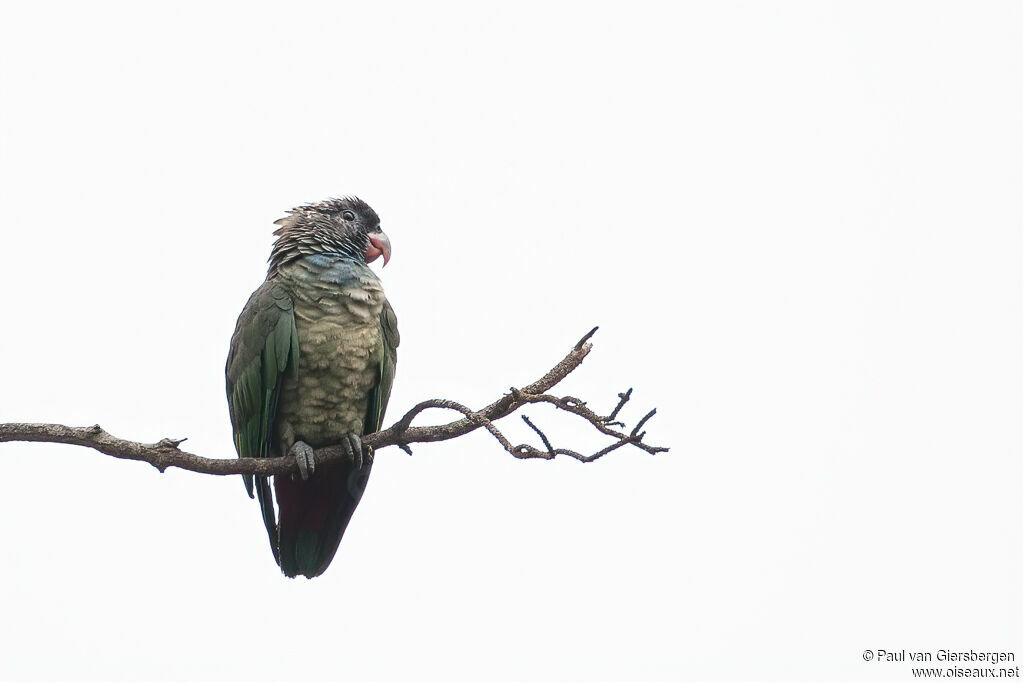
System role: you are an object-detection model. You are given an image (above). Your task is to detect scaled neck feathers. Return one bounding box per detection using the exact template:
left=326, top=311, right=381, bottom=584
left=267, top=211, right=367, bottom=278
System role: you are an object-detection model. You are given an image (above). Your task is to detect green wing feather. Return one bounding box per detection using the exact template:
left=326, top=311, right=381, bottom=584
left=225, top=282, right=299, bottom=500
left=365, top=298, right=399, bottom=434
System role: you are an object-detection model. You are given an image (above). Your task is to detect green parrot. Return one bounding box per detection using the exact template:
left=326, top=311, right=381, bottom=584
left=225, top=196, right=398, bottom=578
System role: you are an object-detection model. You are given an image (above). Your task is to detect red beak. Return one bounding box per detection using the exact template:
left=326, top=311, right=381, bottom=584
left=365, top=231, right=391, bottom=266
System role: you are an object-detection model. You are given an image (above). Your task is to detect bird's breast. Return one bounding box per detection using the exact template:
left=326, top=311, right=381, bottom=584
left=275, top=257, right=386, bottom=447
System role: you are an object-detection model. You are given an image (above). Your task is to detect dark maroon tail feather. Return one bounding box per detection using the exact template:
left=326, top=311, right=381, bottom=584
left=274, top=456, right=373, bottom=578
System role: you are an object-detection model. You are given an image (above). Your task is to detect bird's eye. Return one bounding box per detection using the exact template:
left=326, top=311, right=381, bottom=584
left=342, top=211, right=356, bottom=221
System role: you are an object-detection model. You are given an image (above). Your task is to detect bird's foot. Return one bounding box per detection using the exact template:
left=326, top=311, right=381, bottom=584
left=341, top=433, right=364, bottom=469
left=289, top=440, right=316, bottom=480
left=343, top=435, right=373, bottom=499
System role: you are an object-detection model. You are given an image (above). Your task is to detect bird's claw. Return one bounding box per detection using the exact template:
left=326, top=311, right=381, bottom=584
left=289, top=440, right=316, bottom=480
left=343, top=433, right=364, bottom=469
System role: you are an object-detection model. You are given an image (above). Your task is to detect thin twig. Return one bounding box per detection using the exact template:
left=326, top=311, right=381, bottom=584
left=521, top=415, right=554, bottom=454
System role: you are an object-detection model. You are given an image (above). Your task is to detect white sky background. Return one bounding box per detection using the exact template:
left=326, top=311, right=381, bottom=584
left=0, top=1, right=1019, bottom=681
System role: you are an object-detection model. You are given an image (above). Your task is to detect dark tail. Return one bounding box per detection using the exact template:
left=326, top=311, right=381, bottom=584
left=273, top=456, right=373, bottom=578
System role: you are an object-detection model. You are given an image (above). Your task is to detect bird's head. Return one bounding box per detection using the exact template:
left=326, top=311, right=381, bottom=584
left=268, top=196, right=391, bottom=274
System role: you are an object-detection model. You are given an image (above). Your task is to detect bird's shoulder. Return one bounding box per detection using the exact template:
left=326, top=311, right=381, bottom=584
left=226, top=280, right=296, bottom=378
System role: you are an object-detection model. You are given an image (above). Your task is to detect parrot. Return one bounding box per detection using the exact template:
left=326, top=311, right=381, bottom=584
left=225, top=196, right=398, bottom=578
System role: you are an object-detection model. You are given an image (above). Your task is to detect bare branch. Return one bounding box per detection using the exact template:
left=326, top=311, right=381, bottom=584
left=0, top=329, right=668, bottom=476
